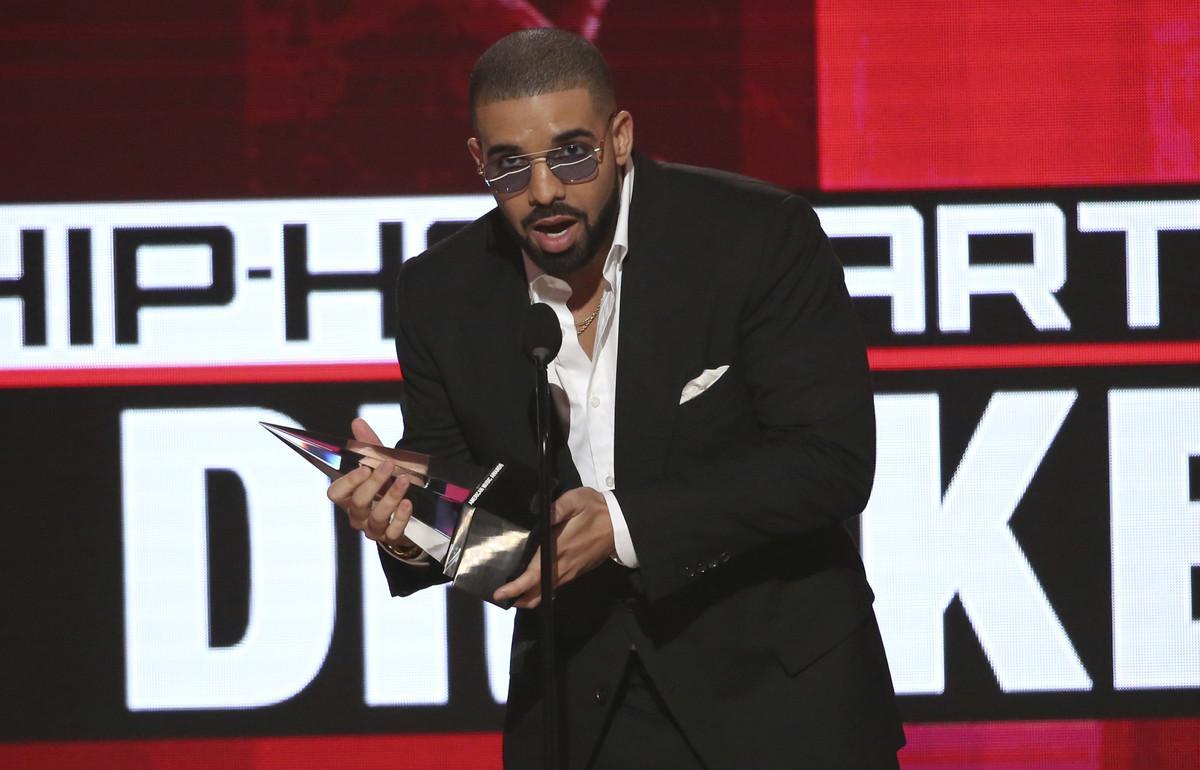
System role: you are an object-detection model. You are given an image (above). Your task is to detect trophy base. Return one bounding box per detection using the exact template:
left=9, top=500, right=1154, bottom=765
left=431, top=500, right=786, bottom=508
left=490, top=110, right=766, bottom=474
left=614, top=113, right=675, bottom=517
left=446, top=505, right=532, bottom=609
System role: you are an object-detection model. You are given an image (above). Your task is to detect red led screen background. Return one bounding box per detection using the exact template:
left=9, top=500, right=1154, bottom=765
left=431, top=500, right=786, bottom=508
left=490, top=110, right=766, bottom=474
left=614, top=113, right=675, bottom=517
left=2, top=2, right=1199, bottom=769
left=817, top=0, right=1200, bottom=190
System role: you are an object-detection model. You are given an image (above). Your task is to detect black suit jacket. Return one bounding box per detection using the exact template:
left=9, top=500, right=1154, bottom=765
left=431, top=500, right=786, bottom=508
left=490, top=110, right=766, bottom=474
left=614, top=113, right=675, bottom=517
left=380, top=155, right=904, bottom=769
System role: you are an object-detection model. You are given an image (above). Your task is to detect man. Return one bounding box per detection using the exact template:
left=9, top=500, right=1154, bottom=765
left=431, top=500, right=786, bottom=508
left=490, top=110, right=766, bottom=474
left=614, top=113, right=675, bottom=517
left=328, top=28, right=904, bottom=769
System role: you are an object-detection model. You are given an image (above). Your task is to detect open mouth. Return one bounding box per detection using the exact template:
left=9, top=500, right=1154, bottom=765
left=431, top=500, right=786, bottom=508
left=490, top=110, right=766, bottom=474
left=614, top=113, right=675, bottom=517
left=531, top=215, right=577, bottom=238
left=528, top=215, right=581, bottom=252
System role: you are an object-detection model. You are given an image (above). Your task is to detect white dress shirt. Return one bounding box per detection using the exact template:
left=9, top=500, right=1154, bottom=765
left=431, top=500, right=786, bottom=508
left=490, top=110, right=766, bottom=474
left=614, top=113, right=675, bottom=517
left=523, top=164, right=639, bottom=567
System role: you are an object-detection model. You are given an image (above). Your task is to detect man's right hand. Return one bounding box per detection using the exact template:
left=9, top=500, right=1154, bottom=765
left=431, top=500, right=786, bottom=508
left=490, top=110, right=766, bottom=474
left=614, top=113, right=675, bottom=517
left=326, top=418, right=418, bottom=550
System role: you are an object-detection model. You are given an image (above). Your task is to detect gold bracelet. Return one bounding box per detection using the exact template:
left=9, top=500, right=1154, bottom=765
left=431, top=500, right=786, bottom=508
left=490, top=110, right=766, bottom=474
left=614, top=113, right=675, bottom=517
left=381, top=540, right=426, bottom=562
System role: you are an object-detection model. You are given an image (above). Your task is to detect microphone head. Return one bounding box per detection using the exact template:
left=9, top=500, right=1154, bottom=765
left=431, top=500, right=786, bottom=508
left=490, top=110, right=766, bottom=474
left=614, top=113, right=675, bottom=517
left=521, top=302, right=563, bottom=364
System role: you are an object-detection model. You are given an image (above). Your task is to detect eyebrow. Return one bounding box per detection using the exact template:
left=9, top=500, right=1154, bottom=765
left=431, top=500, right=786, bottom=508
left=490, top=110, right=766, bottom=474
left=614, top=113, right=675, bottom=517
left=486, top=127, right=598, bottom=159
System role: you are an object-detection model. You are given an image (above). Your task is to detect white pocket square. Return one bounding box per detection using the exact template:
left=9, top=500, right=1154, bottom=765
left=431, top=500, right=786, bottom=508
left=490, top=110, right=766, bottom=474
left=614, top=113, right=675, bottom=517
left=679, top=365, right=730, bottom=404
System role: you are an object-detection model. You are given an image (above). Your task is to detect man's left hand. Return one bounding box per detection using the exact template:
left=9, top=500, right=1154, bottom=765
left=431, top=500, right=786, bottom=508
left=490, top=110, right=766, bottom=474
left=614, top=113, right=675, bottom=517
left=494, top=487, right=616, bottom=609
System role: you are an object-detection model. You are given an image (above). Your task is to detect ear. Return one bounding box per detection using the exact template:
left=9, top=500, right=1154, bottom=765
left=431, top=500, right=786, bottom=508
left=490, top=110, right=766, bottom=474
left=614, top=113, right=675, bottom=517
left=610, top=110, right=634, bottom=168
left=467, top=137, right=484, bottom=170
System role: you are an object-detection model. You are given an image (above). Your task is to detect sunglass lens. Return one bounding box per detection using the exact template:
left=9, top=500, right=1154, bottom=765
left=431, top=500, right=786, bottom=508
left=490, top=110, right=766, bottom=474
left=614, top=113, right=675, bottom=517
left=551, top=155, right=599, bottom=184
left=491, top=166, right=531, bottom=194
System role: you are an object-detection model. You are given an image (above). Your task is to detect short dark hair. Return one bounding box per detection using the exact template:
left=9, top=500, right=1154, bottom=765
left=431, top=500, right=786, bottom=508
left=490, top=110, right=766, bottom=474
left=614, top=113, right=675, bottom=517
left=469, top=28, right=615, bottom=122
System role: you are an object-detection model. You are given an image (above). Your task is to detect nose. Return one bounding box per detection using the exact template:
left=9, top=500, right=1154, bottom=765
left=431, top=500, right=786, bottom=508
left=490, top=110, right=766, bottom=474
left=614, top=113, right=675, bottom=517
left=526, top=158, right=565, bottom=207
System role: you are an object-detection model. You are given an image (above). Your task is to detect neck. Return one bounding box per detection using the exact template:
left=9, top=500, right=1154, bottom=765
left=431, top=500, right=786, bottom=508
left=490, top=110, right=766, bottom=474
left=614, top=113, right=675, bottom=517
left=561, top=238, right=611, bottom=311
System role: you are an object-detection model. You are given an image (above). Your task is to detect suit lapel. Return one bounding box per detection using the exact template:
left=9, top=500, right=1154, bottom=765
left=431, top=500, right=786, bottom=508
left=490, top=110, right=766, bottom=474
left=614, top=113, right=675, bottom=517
left=615, top=157, right=701, bottom=484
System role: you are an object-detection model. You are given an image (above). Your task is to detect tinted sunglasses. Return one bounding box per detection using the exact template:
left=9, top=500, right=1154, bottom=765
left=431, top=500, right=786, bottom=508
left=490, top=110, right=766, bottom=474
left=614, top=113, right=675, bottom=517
left=477, top=114, right=615, bottom=195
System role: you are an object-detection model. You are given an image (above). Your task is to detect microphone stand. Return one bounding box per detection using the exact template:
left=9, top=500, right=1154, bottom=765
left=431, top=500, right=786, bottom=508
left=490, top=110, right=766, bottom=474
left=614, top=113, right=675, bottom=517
left=531, top=347, right=562, bottom=770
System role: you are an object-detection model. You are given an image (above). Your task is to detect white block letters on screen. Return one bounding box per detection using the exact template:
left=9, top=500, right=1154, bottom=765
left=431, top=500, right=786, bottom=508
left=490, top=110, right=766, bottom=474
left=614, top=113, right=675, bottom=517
left=357, top=403, right=452, bottom=706
left=1110, top=388, right=1200, bottom=689
left=352, top=405, right=518, bottom=705
left=484, top=599, right=516, bottom=704
left=862, top=391, right=1092, bottom=694
left=355, top=402, right=514, bottom=705
left=24, top=194, right=1197, bottom=716
left=0, top=196, right=494, bottom=368
left=818, top=205, right=926, bottom=333
left=1077, top=201, right=1200, bottom=329
left=360, top=536, right=451, bottom=706
left=936, top=204, right=1071, bottom=333
left=121, top=407, right=336, bottom=710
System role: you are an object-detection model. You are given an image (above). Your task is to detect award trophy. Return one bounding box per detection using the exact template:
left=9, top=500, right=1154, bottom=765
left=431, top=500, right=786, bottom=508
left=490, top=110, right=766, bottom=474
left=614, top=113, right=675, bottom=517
left=260, top=422, right=539, bottom=607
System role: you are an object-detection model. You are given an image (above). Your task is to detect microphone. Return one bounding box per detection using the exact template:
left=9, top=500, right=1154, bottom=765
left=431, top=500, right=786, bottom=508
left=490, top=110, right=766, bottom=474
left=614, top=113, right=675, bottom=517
left=521, top=302, right=562, bottom=366
left=521, top=301, right=565, bottom=763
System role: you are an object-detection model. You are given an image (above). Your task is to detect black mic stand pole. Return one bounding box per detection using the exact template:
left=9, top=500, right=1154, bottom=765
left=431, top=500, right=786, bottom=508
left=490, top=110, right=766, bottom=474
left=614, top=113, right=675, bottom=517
left=532, top=347, right=562, bottom=770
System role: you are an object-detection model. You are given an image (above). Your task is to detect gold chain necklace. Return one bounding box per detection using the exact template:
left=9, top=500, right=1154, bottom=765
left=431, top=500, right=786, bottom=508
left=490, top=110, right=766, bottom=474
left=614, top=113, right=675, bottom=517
left=574, top=300, right=602, bottom=336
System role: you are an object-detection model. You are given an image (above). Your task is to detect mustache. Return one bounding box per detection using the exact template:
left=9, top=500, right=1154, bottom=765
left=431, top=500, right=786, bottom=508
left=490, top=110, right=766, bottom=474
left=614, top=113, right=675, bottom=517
left=522, top=202, right=587, bottom=230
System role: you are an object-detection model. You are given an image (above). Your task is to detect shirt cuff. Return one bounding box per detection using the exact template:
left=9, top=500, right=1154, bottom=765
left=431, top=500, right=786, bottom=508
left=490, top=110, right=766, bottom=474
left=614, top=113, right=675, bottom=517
left=602, top=489, right=639, bottom=568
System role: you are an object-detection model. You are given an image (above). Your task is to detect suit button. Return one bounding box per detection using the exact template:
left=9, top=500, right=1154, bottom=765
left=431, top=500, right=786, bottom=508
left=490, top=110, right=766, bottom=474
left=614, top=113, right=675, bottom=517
left=719, top=552, right=731, bottom=563
left=593, top=686, right=608, bottom=705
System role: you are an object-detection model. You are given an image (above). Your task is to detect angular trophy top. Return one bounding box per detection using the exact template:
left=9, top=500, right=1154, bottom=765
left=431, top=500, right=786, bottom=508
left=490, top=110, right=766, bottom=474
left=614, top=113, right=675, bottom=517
left=260, top=422, right=430, bottom=481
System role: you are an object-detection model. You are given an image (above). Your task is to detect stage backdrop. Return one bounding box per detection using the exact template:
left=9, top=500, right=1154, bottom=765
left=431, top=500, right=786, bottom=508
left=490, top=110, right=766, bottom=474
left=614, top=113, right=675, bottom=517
left=2, top=2, right=1199, bottom=768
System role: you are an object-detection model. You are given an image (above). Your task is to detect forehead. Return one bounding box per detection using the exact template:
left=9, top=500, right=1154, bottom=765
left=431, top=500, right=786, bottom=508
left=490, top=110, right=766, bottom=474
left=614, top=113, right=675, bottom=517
left=473, top=87, right=602, bottom=151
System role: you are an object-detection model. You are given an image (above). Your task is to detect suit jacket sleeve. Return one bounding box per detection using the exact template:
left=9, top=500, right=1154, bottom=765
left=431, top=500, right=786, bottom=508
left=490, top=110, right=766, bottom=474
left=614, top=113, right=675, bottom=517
left=616, top=195, right=875, bottom=602
left=374, top=260, right=466, bottom=596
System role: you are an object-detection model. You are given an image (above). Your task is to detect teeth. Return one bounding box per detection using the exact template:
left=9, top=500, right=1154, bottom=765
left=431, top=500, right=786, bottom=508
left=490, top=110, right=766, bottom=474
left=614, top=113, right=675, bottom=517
left=535, top=220, right=572, bottom=239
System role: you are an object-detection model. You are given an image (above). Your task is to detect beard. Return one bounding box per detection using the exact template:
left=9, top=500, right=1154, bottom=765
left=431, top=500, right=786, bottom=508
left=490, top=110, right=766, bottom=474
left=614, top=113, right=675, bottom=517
left=518, top=179, right=621, bottom=279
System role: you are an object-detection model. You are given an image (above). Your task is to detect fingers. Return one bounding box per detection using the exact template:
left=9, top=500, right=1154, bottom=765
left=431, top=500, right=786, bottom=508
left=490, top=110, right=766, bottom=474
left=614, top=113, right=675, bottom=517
left=351, top=417, right=382, bottom=445
left=383, top=499, right=415, bottom=543
left=326, top=459, right=416, bottom=543
left=349, top=460, right=394, bottom=516
left=494, top=553, right=543, bottom=608
left=366, top=473, right=412, bottom=540
left=551, top=487, right=605, bottom=525
left=551, top=496, right=573, bottom=525
left=324, top=420, right=418, bottom=547
left=326, top=465, right=373, bottom=528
